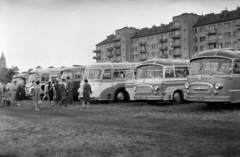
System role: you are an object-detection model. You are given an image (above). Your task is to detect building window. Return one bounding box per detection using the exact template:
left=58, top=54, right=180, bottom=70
left=200, top=27, right=205, bottom=33
left=131, top=40, right=134, bottom=44
left=233, top=21, right=237, bottom=27
left=147, top=45, right=150, bottom=50
left=151, top=44, right=155, bottom=49
left=218, top=24, right=222, bottom=29
left=218, top=43, right=223, bottom=49
left=195, top=38, right=198, bottom=43
left=147, top=52, right=150, bottom=57
left=233, top=41, right=238, bottom=48
left=131, top=48, right=134, bottom=52
left=157, top=51, right=160, bottom=56
left=200, top=45, right=206, bottom=51
left=135, top=47, right=137, bottom=51
left=200, top=36, right=206, bottom=42
left=209, top=44, right=216, bottom=49
left=224, top=32, right=231, bottom=39
left=233, top=31, right=238, bottom=38
left=195, top=28, right=197, bottom=33
left=151, top=36, right=155, bottom=41
left=174, top=21, right=180, bottom=27
left=224, top=42, right=231, bottom=48
left=169, top=33, right=173, bottom=38
left=195, top=47, right=198, bottom=52
left=224, top=22, right=230, bottom=29
left=208, top=25, right=215, bottom=31
left=152, top=52, right=155, bottom=56
left=218, top=33, right=223, bottom=39
left=169, top=50, right=173, bottom=55
left=169, top=41, right=173, bottom=47
left=147, top=37, right=150, bottom=41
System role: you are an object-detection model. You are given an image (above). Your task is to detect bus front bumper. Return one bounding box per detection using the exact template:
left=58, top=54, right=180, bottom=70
left=186, top=95, right=230, bottom=102
left=134, top=95, right=164, bottom=100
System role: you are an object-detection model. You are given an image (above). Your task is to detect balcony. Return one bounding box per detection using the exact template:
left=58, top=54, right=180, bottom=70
left=173, top=53, right=181, bottom=58
left=160, top=54, right=168, bottom=58
left=107, top=53, right=113, bottom=58
left=139, top=41, right=147, bottom=46
left=207, top=39, right=218, bottom=44
left=171, top=34, right=181, bottom=39
left=114, top=36, right=121, bottom=41
left=93, top=56, right=101, bottom=60
left=139, top=49, right=147, bottom=54
left=170, top=25, right=181, bottom=30
left=206, top=29, right=217, bottom=35
left=93, top=49, right=101, bottom=53
left=159, top=45, right=168, bottom=50
left=107, top=47, right=113, bottom=51
left=159, top=38, right=168, bottom=43
left=140, top=57, right=147, bottom=61
left=114, top=50, right=121, bottom=56
left=114, top=43, right=121, bottom=49
left=171, top=43, right=181, bottom=48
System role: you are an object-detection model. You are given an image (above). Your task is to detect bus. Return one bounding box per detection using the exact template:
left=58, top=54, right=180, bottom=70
left=11, top=72, right=28, bottom=85
left=25, top=67, right=62, bottom=97
left=128, top=58, right=189, bottom=104
left=59, top=65, right=85, bottom=98
left=79, top=62, right=139, bottom=102
left=185, top=48, right=240, bottom=107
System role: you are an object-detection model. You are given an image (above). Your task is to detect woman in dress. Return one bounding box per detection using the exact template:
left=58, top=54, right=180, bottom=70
left=48, top=81, right=55, bottom=106
left=12, top=81, right=17, bottom=103
left=82, top=79, right=92, bottom=106
left=15, top=82, right=25, bottom=106
left=4, top=81, right=13, bottom=106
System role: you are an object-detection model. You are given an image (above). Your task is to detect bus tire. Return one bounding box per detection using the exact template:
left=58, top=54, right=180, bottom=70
left=115, top=90, right=126, bottom=102
left=206, top=102, right=216, bottom=108
left=170, top=91, right=182, bottom=104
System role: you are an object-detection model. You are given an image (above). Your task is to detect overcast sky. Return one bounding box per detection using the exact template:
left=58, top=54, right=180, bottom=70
left=0, top=0, right=239, bottom=72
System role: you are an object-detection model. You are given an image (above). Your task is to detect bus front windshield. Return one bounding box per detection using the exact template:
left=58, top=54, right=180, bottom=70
left=61, top=71, right=73, bottom=79
left=28, top=73, right=39, bottom=83
left=137, top=65, right=163, bottom=79
left=84, top=69, right=102, bottom=80
left=190, top=58, right=231, bottom=75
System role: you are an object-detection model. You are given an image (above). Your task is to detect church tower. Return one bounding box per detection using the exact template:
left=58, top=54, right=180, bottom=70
left=0, top=52, right=6, bottom=70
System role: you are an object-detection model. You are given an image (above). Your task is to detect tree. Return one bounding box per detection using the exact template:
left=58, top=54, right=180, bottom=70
left=36, top=66, right=41, bottom=69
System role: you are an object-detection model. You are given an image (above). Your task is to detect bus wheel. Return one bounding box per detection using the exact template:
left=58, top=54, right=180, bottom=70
left=170, top=91, right=182, bottom=104
left=206, top=102, right=216, bottom=108
left=115, top=90, right=126, bottom=102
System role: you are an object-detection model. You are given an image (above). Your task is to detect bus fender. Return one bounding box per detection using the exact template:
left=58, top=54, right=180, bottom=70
left=163, top=86, right=185, bottom=101
left=114, top=87, right=130, bottom=102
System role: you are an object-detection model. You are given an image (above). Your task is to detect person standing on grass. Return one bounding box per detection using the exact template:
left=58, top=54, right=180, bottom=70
left=15, top=81, right=25, bottom=106
left=54, top=79, right=61, bottom=105
left=42, top=82, right=49, bottom=100
left=59, top=78, right=67, bottom=107
left=82, top=79, right=92, bottom=106
left=33, top=80, right=41, bottom=110
left=0, top=82, right=4, bottom=107
left=4, top=81, right=12, bottom=106
left=48, top=81, right=55, bottom=106
left=66, top=76, right=74, bottom=105
left=12, top=81, right=17, bottom=103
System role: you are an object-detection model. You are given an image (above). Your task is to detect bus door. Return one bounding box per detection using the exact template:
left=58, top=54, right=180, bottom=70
left=73, top=71, right=83, bottom=97
left=100, top=69, right=113, bottom=100
left=230, top=59, right=240, bottom=102
left=163, top=67, right=175, bottom=100
left=125, top=70, right=135, bottom=101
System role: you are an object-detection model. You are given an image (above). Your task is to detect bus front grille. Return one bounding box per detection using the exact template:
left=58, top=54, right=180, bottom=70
left=136, top=86, right=152, bottom=94
left=189, top=83, right=212, bottom=94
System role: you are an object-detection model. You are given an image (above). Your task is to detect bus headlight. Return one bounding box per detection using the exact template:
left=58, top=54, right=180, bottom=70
left=214, top=83, right=223, bottom=90
left=133, top=86, right=136, bottom=91
left=154, top=86, right=159, bottom=91
left=185, top=83, right=189, bottom=89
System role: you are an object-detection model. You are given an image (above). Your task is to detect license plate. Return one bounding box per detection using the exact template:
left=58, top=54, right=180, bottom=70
left=139, top=96, right=146, bottom=100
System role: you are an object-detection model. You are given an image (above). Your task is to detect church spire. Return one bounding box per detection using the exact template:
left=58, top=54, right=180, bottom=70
left=1, top=52, right=5, bottom=60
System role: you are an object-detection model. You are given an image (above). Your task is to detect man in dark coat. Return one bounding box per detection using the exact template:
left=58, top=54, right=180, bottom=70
left=66, top=76, right=74, bottom=104
left=54, top=80, right=61, bottom=105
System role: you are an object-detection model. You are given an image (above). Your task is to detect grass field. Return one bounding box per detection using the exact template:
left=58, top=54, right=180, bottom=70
left=1, top=100, right=240, bottom=157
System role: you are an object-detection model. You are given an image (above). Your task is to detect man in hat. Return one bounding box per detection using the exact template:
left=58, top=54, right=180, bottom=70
left=59, top=78, right=67, bottom=107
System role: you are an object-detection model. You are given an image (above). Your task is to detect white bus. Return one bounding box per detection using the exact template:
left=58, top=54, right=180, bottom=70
left=25, top=67, right=62, bottom=97
left=79, top=62, right=139, bottom=102
left=126, top=58, right=189, bottom=104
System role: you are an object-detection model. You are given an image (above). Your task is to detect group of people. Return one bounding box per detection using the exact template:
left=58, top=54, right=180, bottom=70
left=0, top=80, right=25, bottom=107
left=0, top=76, right=92, bottom=110
left=30, top=76, right=74, bottom=110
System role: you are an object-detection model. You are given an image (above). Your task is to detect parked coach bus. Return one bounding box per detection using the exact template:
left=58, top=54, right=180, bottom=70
left=127, top=58, right=189, bottom=104
left=25, top=67, right=62, bottom=97
left=185, top=48, right=240, bottom=107
left=11, top=72, right=28, bottom=85
left=79, top=62, right=139, bottom=102
left=59, top=65, right=85, bottom=98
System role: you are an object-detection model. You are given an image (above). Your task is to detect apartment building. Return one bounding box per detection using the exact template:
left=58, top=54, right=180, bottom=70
left=93, top=27, right=138, bottom=63
left=193, top=7, right=240, bottom=55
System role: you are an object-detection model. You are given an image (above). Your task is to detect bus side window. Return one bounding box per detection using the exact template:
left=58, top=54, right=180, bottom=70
left=233, top=60, right=240, bottom=74
left=175, top=67, right=183, bottom=78
left=165, top=69, right=174, bottom=78
left=74, top=72, right=81, bottom=79
left=103, top=69, right=111, bottom=79
left=41, top=74, right=49, bottom=82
